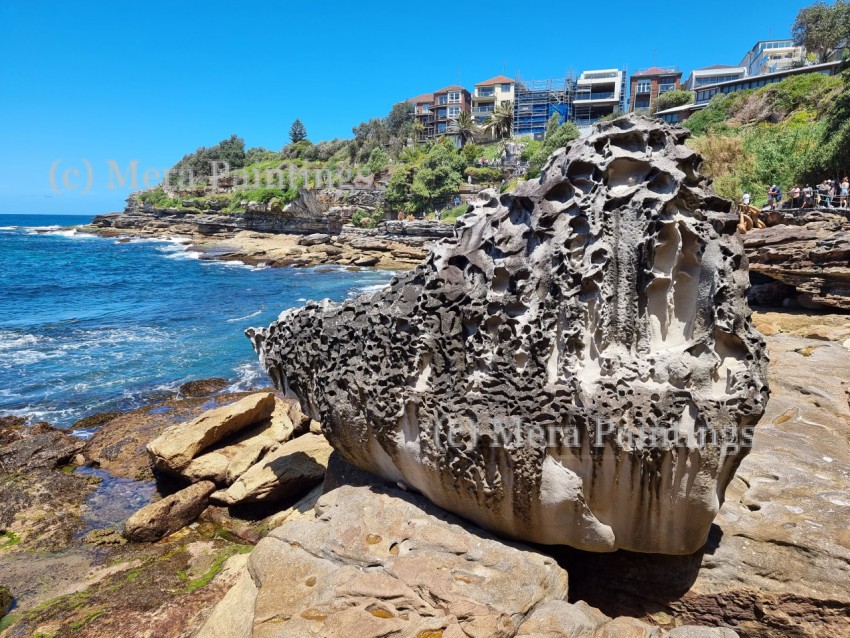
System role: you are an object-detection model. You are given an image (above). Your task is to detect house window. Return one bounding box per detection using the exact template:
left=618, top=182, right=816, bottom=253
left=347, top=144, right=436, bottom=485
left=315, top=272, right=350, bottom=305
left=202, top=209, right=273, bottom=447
left=448, top=91, right=461, bottom=103
left=635, top=98, right=650, bottom=109
left=636, top=81, right=651, bottom=93
left=448, top=106, right=461, bottom=118
left=438, top=96, right=447, bottom=105
left=438, top=122, right=447, bottom=133
left=437, top=108, right=446, bottom=118
left=501, top=83, right=511, bottom=92
left=422, top=104, right=430, bottom=112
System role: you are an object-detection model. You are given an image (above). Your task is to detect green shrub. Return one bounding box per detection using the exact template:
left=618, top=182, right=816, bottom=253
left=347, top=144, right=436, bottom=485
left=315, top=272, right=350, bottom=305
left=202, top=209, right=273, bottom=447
left=462, top=142, right=482, bottom=165
left=464, top=167, right=502, bottom=183
left=684, top=71, right=846, bottom=205
left=351, top=206, right=386, bottom=228
left=526, top=122, right=580, bottom=178
left=440, top=203, right=469, bottom=223
left=137, top=187, right=181, bottom=209
left=654, top=90, right=694, bottom=113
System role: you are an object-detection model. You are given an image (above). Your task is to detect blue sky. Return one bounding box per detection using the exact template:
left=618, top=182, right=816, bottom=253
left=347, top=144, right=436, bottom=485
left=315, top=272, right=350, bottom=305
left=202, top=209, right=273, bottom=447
left=0, top=0, right=807, bottom=215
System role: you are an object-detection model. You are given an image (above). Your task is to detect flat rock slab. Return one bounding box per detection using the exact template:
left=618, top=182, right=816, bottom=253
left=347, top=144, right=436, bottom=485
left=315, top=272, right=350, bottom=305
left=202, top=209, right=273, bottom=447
left=214, top=433, right=332, bottom=505
left=147, top=392, right=276, bottom=474
left=199, top=483, right=569, bottom=638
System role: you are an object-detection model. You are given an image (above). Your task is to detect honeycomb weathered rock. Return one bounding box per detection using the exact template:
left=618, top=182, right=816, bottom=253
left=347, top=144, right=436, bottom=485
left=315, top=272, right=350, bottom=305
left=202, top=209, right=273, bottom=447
left=248, top=115, right=770, bottom=554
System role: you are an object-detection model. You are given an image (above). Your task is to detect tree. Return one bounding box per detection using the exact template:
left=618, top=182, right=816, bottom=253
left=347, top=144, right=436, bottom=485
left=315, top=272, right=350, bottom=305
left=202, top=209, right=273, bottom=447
left=411, top=120, right=425, bottom=146
left=484, top=101, right=514, bottom=139
left=448, top=112, right=480, bottom=146
left=653, top=90, right=695, bottom=114
left=526, top=122, right=580, bottom=178
left=366, top=147, right=389, bottom=175
left=387, top=101, right=415, bottom=136
left=289, top=119, right=308, bottom=143
left=545, top=112, right=561, bottom=140
left=385, top=167, right=414, bottom=213
left=792, top=1, right=850, bottom=63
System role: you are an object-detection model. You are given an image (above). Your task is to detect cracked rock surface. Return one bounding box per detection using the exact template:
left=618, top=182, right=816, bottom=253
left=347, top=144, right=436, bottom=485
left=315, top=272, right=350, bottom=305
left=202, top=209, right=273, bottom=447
left=249, top=115, right=770, bottom=554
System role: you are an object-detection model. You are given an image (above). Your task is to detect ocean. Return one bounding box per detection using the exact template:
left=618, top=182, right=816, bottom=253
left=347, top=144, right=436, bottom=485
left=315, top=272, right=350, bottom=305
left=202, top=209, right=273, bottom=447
left=0, top=214, right=394, bottom=434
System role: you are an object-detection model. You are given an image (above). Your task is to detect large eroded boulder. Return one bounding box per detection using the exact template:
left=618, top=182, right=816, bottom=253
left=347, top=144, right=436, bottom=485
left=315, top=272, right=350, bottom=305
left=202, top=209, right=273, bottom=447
left=248, top=115, right=769, bottom=554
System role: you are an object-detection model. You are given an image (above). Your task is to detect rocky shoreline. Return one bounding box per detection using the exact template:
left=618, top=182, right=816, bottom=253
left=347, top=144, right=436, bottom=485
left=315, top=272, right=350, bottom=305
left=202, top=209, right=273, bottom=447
left=81, top=206, right=455, bottom=272
left=1, top=311, right=848, bottom=637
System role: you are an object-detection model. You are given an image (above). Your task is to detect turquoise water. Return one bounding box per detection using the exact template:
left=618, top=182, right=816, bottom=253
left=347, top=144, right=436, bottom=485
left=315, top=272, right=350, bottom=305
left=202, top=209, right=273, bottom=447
left=0, top=214, right=393, bottom=433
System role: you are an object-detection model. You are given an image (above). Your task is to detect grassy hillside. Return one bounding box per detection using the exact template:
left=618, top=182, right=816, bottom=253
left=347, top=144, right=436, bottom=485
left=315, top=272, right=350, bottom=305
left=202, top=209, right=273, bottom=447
left=685, top=71, right=849, bottom=205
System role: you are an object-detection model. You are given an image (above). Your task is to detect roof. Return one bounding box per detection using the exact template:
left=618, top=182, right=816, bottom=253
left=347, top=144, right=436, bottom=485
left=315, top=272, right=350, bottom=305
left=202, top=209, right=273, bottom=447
left=434, top=85, right=467, bottom=94
left=633, top=66, right=680, bottom=76
left=406, top=93, right=433, bottom=104
left=475, top=74, right=514, bottom=86
left=696, top=64, right=741, bottom=71
left=655, top=103, right=705, bottom=115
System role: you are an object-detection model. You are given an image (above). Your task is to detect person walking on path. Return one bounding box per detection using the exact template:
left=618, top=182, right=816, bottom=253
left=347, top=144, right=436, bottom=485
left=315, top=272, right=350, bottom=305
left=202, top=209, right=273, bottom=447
left=840, top=177, right=849, bottom=209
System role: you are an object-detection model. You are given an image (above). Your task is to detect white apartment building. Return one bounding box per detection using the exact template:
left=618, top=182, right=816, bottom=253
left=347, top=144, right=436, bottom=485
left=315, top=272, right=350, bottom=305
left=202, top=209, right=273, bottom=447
left=740, top=40, right=805, bottom=76
left=573, top=69, right=626, bottom=126
left=684, top=64, right=748, bottom=90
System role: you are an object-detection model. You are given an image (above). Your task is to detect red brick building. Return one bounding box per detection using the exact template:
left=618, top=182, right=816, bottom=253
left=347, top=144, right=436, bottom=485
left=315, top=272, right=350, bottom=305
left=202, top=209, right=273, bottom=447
left=407, top=85, right=472, bottom=142
left=629, top=67, right=682, bottom=112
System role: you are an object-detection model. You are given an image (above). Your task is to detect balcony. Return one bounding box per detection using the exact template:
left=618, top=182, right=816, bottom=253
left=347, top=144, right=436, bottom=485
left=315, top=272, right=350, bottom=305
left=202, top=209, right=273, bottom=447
left=574, top=91, right=616, bottom=102
left=658, top=84, right=677, bottom=93
left=472, top=107, right=495, bottom=115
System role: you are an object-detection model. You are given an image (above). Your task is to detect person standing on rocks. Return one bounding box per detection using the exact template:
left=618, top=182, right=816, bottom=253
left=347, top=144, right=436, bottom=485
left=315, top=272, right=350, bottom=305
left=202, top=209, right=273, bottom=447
left=741, top=191, right=751, bottom=206
left=803, top=184, right=814, bottom=208
left=790, top=184, right=801, bottom=208
left=767, top=184, right=781, bottom=209
left=840, top=177, right=849, bottom=209
left=818, top=180, right=832, bottom=208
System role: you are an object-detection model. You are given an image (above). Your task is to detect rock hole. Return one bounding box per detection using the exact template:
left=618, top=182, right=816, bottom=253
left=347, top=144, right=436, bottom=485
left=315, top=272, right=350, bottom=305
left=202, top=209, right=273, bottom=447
left=492, top=267, right=510, bottom=293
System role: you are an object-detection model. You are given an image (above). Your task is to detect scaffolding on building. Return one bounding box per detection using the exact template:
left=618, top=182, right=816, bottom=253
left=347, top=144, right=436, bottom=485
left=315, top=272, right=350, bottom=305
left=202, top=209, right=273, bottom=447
left=513, top=75, right=576, bottom=140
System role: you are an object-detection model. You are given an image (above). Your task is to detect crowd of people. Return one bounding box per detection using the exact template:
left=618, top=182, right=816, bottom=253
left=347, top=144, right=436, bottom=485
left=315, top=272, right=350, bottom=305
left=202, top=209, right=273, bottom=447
left=753, top=177, right=850, bottom=210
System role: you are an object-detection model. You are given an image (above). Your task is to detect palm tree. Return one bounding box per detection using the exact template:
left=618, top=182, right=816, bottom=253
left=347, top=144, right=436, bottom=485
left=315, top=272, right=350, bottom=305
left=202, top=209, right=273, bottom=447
left=448, top=112, right=480, bottom=146
left=484, top=101, right=514, bottom=139
left=411, top=120, right=425, bottom=146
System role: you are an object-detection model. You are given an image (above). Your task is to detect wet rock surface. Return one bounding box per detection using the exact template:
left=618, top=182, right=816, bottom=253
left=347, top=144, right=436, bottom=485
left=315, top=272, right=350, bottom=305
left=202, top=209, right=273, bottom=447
left=249, top=115, right=769, bottom=554
left=178, top=378, right=229, bottom=398
left=0, top=418, right=84, bottom=473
